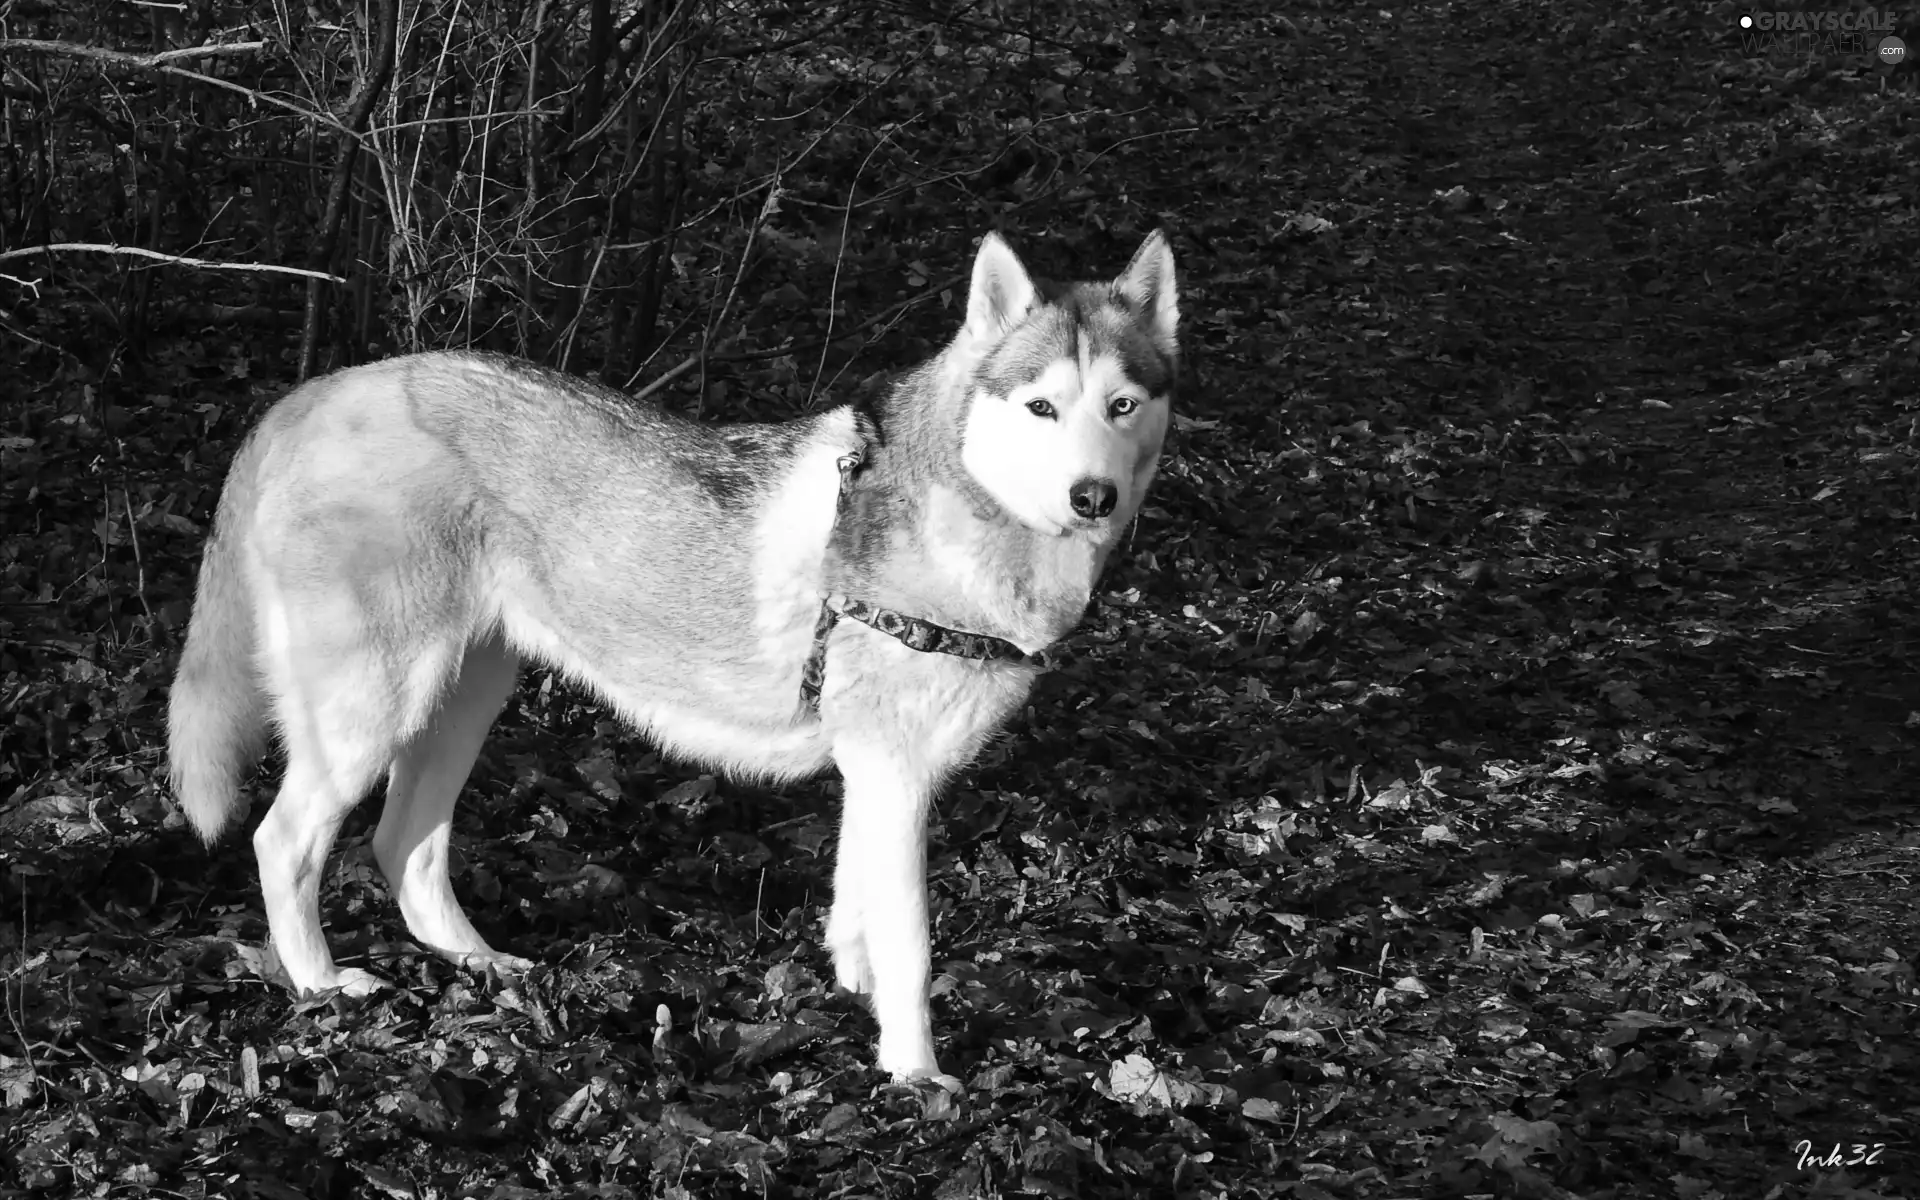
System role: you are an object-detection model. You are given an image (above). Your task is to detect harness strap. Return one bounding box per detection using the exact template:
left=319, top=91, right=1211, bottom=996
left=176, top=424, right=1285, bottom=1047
left=799, top=595, right=1053, bottom=714
left=799, top=437, right=1053, bottom=714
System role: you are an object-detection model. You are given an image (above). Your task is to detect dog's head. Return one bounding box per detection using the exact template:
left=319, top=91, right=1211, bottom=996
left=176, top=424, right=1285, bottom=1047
left=957, top=230, right=1179, bottom=538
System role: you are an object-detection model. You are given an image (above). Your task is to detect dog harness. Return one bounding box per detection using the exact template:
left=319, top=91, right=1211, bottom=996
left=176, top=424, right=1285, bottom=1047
left=799, top=443, right=1053, bottom=714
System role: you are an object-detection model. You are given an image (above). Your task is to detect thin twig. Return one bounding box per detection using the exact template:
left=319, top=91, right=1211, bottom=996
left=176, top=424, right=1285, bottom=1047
left=683, top=46, right=923, bottom=413
left=815, top=304, right=909, bottom=408
left=696, top=179, right=784, bottom=418
left=0, top=243, right=344, bottom=283
left=720, top=269, right=966, bottom=365
left=0, top=39, right=343, bottom=133
left=1076, top=124, right=1202, bottom=175
left=0, top=315, right=53, bottom=349
left=120, top=488, right=156, bottom=630
left=631, top=350, right=702, bottom=402
left=809, top=120, right=913, bottom=408
left=363, top=107, right=565, bottom=137
left=7, top=876, right=36, bottom=1081
left=624, top=268, right=963, bottom=405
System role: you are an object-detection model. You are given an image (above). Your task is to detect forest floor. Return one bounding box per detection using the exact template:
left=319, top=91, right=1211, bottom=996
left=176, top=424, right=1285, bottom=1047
left=4, top=1, right=1920, bottom=1197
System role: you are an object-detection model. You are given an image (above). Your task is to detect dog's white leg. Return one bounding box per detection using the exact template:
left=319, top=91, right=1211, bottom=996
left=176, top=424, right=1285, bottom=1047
left=826, top=830, right=874, bottom=997
left=252, top=560, right=476, bottom=997
left=373, top=632, right=529, bottom=976
left=830, top=737, right=947, bottom=1083
left=252, top=704, right=395, bottom=998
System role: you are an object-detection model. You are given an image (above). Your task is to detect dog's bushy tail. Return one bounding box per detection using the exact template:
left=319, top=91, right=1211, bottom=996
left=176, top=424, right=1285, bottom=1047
left=167, top=511, right=269, bottom=844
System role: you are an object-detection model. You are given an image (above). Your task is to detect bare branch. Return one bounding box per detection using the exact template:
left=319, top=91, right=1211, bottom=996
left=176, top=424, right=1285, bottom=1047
left=149, top=41, right=267, bottom=64
left=631, top=351, right=703, bottom=402
left=0, top=243, right=345, bottom=284
left=0, top=36, right=266, bottom=65
left=298, top=0, right=399, bottom=378
left=0, top=38, right=344, bottom=133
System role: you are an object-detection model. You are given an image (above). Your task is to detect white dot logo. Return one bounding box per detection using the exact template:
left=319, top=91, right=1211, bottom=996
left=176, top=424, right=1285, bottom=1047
left=1739, top=14, right=1753, bottom=27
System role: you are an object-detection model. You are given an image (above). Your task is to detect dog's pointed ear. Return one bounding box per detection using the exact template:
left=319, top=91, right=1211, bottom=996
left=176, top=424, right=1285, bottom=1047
left=966, top=232, right=1037, bottom=339
left=1114, top=230, right=1178, bottom=354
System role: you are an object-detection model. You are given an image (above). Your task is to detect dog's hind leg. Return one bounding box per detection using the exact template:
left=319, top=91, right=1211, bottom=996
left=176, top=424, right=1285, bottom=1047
left=829, top=736, right=949, bottom=1084
left=373, top=631, right=529, bottom=976
left=251, top=590, right=429, bottom=997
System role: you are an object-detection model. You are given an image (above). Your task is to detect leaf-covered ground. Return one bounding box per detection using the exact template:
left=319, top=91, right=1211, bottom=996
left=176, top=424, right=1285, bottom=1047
left=6, top=1, right=1920, bottom=1196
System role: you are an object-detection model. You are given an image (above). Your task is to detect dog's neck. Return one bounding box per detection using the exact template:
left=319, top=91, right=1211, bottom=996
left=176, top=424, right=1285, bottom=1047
left=827, top=346, right=1119, bottom=655
left=917, top=479, right=1111, bottom=652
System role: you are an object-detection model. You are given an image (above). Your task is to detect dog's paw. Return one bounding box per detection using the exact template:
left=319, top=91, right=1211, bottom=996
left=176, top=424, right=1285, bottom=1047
left=891, top=1067, right=964, bottom=1095
left=456, top=949, right=534, bottom=978
left=306, top=967, right=387, bottom=999
left=882, top=1060, right=962, bottom=1096
left=876, top=1034, right=947, bottom=1086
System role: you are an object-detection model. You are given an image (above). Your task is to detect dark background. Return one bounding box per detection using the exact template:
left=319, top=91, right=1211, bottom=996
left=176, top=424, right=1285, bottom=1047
left=2, top=0, right=1918, bottom=1195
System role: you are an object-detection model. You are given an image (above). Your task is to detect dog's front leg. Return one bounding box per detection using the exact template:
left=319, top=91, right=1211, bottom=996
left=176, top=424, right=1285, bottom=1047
left=829, top=736, right=949, bottom=1084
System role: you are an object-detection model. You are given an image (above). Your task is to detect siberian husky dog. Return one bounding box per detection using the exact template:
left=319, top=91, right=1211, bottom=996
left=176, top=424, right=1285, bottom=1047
left=167, top=229, right=1179, bottom=1083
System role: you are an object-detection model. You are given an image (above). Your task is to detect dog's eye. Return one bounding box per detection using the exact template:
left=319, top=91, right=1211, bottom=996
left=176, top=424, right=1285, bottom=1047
left=1025, top=399, right=1056, bottom=419
left=1110, top=396, right=1140, bottom=418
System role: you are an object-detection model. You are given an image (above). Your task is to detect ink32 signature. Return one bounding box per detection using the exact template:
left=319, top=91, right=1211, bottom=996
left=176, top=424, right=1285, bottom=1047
left=1795, top=1141, right=1888, bottom=1170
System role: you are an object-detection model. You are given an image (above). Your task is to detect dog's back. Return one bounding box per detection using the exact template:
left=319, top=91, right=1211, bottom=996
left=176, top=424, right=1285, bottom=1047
left=169, top=351, right=864, bottom=842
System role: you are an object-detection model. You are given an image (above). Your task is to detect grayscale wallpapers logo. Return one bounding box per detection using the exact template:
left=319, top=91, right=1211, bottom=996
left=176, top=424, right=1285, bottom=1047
left=1736, top=8, right=1906, bottom=64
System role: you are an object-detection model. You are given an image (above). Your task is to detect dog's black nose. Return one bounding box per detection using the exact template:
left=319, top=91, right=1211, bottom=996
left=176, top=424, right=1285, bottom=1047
left=1069, top=477, right=1118, bottom=519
